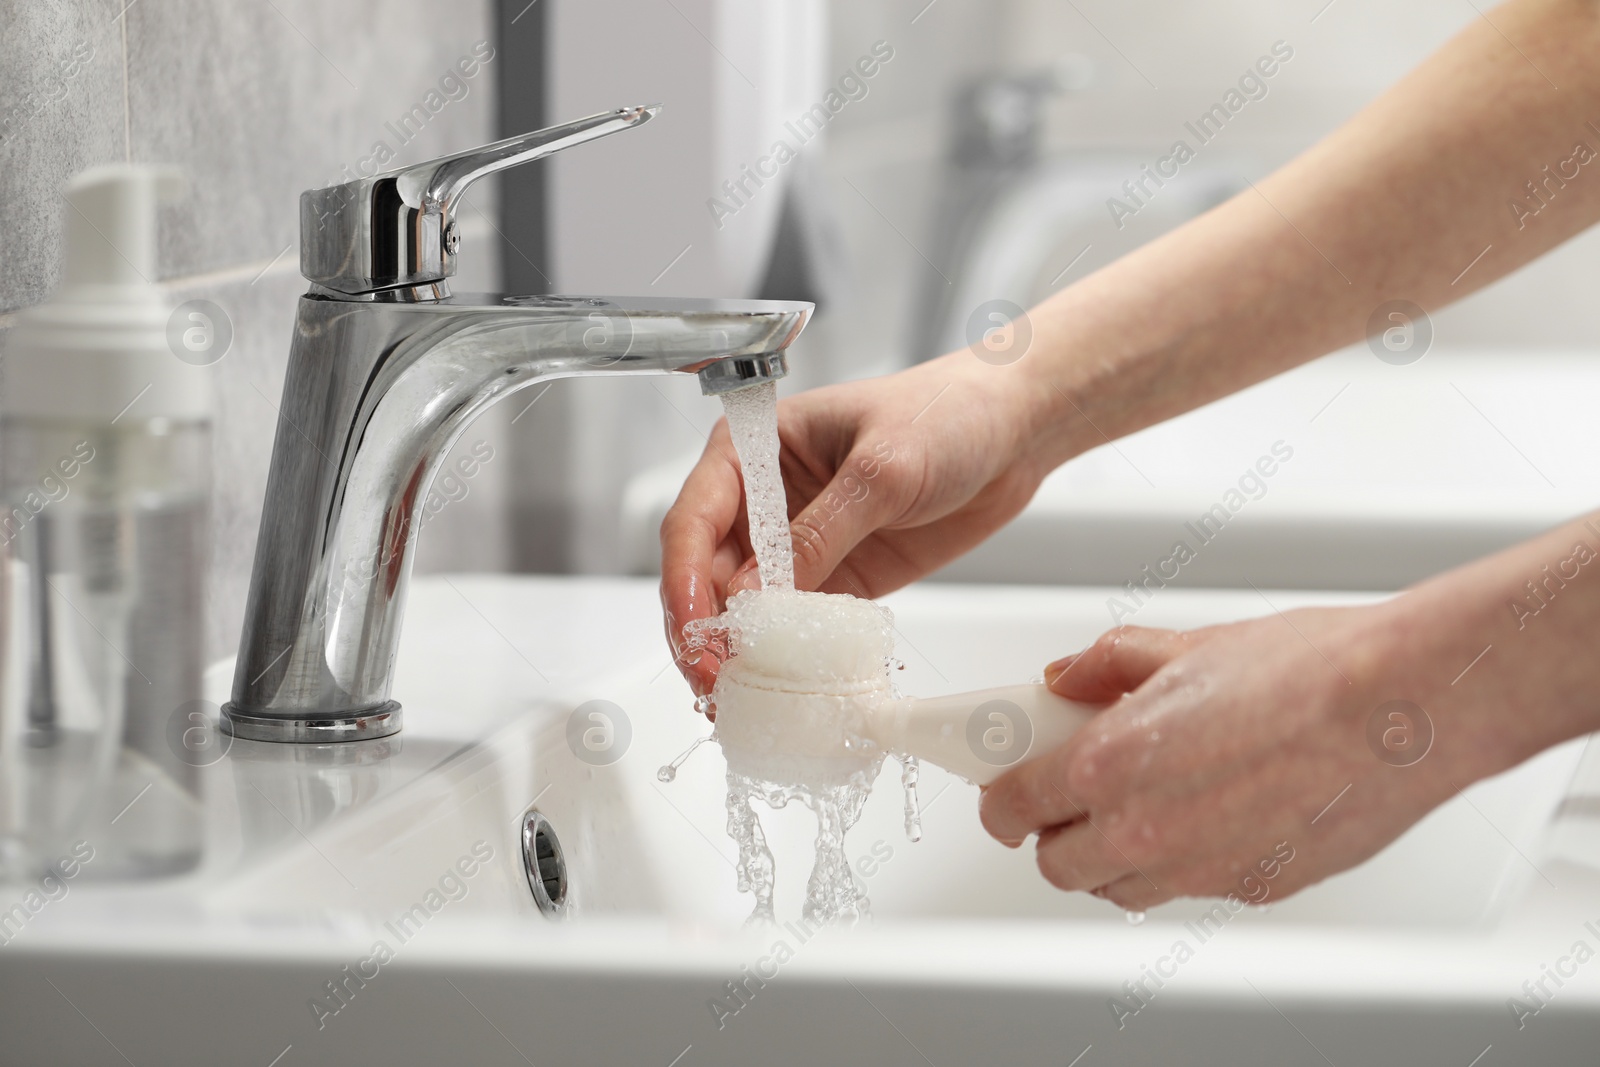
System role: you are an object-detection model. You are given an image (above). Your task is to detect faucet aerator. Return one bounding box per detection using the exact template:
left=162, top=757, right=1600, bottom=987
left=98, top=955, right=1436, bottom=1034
left=697, top=352, right=789, bottom=396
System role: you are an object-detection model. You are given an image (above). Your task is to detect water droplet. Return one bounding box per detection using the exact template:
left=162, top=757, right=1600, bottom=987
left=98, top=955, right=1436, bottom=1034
left=657, top=735, right=711, bottom=786
left=693, top=694, right=713, bottom=717
left=1126, top=910, right=1146, bottom=925
left=899, top=755, right=922, bottom=843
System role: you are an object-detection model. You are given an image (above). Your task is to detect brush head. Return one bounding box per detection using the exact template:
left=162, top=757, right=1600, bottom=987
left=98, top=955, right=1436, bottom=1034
left=698, top=590, right=895, bottom=785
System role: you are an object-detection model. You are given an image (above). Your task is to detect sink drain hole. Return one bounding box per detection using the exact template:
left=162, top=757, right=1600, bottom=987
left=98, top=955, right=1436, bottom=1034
left=521, top=809, right=568, bottom=916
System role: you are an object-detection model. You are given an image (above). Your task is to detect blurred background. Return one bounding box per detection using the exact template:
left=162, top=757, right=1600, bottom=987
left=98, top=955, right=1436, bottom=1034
left=6, top=11, right=1600, bottom=1054
left=5, top=0, right=1600, bottom=668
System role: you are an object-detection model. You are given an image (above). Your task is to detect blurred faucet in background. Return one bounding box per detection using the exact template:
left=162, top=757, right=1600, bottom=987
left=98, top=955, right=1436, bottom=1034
left=911, top=56, right=1094, bottom=362
left=911, top=55, right=1248, bottom=363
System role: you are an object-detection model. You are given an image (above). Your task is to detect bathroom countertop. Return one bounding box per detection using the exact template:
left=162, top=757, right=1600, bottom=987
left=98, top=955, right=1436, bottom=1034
left=3, top=575, right=1598, bottom=1066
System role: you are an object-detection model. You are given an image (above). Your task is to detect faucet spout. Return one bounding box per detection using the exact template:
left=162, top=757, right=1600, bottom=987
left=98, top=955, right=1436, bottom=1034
left=222, top=292, right=810, bottom=742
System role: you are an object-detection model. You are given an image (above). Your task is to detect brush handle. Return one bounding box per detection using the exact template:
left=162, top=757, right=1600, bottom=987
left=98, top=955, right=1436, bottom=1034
left=872, top=684, right=1098, bottom=786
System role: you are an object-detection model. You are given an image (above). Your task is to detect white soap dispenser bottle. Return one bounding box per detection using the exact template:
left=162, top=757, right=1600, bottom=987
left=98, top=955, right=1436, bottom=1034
left=1, top=163, right=212, bottom=878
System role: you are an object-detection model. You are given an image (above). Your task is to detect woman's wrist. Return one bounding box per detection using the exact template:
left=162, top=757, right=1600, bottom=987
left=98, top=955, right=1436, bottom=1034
left=1360, top=514, right=1600, bottom=778
left=939, top=307, right=1118, bottom=478
left=914, top=348, right=1067, bottom=488
left=1006, top=264, right=1215, bottom=474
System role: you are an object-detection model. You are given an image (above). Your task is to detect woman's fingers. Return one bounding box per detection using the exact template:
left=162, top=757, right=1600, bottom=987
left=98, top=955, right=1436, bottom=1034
left=725, top=445, right=908, bottom=596
left=979, top=747, right=1090, bottom=844
left=1045, top=626, right=1193, bottom=703
left=1094, top=870, right=1174, bottom=912
left=981, top=627, right=1193, bottom=842
left=659, top=428, right=747, bottom=695
left=785, top=448, right=908, bottom=593
left=728, top=460, right=1037, bottom=603
left=1034, top=821, right=1136, bottom=893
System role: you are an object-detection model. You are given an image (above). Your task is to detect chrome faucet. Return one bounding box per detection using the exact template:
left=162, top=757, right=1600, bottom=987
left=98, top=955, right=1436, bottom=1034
left=222, top=106, right=810, bottom=743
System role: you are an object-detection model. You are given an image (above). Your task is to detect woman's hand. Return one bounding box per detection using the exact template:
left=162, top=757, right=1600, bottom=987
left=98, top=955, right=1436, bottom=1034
left=660, top=352, right=1047, bottom=696
left=978, top=600, right=1544, bottom=910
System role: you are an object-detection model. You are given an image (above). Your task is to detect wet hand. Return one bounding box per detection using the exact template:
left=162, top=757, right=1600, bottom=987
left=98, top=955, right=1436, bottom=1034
left=978, top=607, right=1512, bottom=909
left=660, top=353, right=1046, bottom=697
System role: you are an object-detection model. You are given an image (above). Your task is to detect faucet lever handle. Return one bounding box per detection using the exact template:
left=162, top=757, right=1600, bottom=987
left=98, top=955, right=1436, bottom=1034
left=397, top=104, right=659, bottom=216
left=300, top=104, right=660, bottom=297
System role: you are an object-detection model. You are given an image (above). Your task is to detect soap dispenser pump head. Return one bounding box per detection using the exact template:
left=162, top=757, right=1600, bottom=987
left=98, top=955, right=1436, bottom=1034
left=60, top=164, right=185, bottom=291
left=4, top=162, right=206, bottom=424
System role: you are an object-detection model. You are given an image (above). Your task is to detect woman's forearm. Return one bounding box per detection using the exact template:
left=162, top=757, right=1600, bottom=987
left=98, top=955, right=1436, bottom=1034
left=1018, top=0, right=1600, bottom=466
left=1372, top=508, right=1600, bottom=773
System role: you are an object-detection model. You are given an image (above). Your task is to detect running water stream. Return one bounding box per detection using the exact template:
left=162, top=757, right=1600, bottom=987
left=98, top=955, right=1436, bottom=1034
left=717, top=382, right=793, bottom=592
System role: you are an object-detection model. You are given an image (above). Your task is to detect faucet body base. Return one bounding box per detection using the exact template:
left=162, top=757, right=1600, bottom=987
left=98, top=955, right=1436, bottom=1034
left=220, top=702, right=403, bottom=744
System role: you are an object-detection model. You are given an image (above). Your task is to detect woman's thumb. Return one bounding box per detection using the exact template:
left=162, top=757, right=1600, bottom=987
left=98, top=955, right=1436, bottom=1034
left=786, top=457, right=898, bottom=591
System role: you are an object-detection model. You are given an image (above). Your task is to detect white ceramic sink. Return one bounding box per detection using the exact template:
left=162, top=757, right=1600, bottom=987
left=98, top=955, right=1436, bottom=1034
left=2, top=576, right=1597, bottom=1065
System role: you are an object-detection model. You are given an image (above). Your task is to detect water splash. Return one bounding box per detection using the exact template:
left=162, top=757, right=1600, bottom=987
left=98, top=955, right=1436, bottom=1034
left=725, top=763, right=880, bottom=925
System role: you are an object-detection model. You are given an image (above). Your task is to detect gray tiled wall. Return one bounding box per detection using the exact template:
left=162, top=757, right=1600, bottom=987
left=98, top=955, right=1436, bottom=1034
left=0, top=0, right=499, bottom=663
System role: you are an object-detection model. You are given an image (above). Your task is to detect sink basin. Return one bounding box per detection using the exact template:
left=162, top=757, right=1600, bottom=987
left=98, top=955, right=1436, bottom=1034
left=2, top=576, right=1596, bottom=1065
